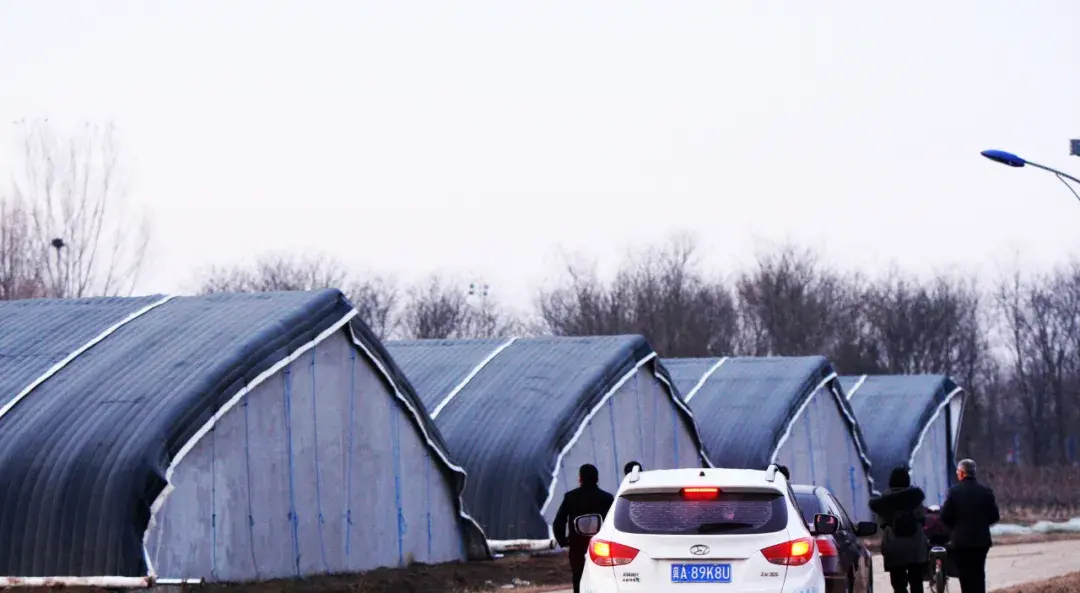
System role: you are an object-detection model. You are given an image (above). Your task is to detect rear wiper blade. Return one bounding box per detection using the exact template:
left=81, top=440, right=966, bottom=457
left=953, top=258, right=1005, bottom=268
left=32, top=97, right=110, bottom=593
left=697, top=521, right=755, bottom=533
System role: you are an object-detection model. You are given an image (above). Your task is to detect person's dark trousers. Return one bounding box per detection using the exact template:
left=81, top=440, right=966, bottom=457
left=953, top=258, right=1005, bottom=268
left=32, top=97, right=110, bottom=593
left=570, top=547, right=586, bottom=593
left=889, top=564, right=924, bottom=593
left=951, top=547, right=989, bottom=593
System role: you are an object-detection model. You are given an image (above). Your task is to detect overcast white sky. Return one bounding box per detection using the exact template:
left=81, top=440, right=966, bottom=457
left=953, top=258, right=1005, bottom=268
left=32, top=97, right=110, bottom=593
left=2, top=1, right=1079, bottom=309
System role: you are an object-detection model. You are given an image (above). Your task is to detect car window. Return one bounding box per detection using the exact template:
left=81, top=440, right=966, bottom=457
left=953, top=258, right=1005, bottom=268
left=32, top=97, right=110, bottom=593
left=794, top=492, right=821, bottom=525
left=825, top=493, right=854, bottom=530
left=613, top=490, right=789, bottom=536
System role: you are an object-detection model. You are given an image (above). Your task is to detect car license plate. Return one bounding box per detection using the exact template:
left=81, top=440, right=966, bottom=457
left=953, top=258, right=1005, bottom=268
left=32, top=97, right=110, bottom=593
left=670, top=563, right=732, bottom=583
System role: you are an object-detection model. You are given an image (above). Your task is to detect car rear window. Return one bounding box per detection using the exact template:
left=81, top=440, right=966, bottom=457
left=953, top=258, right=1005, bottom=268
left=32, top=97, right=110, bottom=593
left=794, top=492, right=821, bottom=525
left=613, top=490, right=789, bottom=535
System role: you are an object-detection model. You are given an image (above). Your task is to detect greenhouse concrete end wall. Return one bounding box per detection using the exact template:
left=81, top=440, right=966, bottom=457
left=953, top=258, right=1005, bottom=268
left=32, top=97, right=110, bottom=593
left=774, top=384, right=873, bottom=522
left=542, top=366, right=701, bottom=526
left=146, top=330, right=467, bottom=582
left=910, top=410, right=952, bottom=507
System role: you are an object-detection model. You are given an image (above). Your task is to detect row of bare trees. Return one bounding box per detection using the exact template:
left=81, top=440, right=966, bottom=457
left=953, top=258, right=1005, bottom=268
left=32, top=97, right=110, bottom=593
left=196, top=253, right=520, bottom=340
left=3, top=120, right=1078, bottom=466
left=539, top=237, right=1080, bottom=467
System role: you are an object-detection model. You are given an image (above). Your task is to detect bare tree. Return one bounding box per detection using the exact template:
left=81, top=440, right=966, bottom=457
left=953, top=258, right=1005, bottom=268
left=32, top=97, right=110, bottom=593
left=196, top=252, right=402, bottom=339
left=401, top=275, right=474, bottom=339
left=995, top=268, right=1077, bottom=465
left=864, top=269, right=988, bottom=377
left=12, top=118, right=150, bottom=298
left=199, top=252, right=350, bottom=293
left=538, top=234, right=739, bottom=357
left=735, top=245, right=858, bottom=358
left=347, top=276, right=401, bottom=340
left=537, top=261, right=632, bottom=337
left=0, top=195, right=45, bottom=300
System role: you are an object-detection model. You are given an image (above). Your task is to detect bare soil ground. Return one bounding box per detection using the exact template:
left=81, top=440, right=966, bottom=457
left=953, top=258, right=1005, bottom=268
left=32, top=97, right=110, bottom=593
left=870, top=539, right=1080, bottom=593
left=15, top=534, right=1080, bottom=593
left=994, top=571, right=1080, bottom=593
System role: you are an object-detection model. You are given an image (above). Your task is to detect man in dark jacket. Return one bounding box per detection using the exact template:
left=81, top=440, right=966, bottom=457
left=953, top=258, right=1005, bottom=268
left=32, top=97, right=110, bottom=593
left=554, top=464, right=616, bottom=593
left=941, top=459, right=1000, bottom=593
left=869, top=467, right=928, bottom=593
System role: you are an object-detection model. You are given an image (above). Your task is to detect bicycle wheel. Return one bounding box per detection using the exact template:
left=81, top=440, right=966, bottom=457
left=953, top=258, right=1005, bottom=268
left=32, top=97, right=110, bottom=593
left=933, top=561, right=947, bottom=593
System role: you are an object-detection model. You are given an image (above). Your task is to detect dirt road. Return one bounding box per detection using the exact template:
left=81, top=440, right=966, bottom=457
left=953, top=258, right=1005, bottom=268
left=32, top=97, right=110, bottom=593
left=546, top=540, right=1080, bottom=593
left=872, top=539, right=1080, bottom=592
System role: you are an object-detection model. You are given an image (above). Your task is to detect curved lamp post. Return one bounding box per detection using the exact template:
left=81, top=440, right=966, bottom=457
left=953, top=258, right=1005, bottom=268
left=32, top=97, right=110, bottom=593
left=980, top=149, right=1080, bottom=203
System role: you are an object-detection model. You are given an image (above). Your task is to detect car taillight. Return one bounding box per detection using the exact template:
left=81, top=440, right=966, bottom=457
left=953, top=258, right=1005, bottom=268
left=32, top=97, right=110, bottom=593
left=681, top=487, right=720, bottom=501
left=815, top=536, right=838, bottom=557
left=589, top=539, right=640, bottom=566
left=761, top=537, right=815, bottom=566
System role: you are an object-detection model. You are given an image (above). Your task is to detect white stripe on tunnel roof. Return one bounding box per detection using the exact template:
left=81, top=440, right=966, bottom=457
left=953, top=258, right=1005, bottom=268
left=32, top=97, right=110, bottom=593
left=430, top=337, right=518, bottom=419
left=683, top=357, right=728, bottom=403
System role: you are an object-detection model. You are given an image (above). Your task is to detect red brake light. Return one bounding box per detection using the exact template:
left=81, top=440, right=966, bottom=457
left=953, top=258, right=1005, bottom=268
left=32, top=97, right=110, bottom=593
left=681, top=487, right=720, bottom=501
left=815, top=536, right=838, bottom=557
left=589, top=539, right=640, bottom=566
left=761, top=538, right=815, bottom=566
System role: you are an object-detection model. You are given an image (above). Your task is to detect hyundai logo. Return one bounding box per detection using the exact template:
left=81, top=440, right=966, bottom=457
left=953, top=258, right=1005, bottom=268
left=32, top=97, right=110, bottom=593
left=689, top=545, right=710, bottom=556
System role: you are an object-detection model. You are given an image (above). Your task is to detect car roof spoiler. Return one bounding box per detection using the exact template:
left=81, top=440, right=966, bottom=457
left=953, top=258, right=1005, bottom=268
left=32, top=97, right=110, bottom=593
left=765, top=464, right=781, bottom=483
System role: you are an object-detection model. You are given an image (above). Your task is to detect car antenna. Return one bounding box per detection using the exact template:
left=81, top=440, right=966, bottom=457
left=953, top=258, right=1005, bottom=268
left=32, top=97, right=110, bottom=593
left=629, top=465, right=641, bottom=483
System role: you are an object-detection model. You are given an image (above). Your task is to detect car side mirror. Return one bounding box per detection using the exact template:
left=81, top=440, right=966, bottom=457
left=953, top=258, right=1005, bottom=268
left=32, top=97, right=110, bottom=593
left=855, top=521, right=878, bottom=537
left=813, top=513, right=839, bottom=536
left=574, top=513, right=603, bottom=536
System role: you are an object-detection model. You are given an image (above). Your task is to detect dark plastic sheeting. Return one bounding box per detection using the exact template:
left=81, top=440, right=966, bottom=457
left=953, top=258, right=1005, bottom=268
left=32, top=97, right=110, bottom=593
left=388, top=335, right=706, bottom=541
left=0, top=295, right=165, bottom=410
left=665, top=356, right=870, bottom=472
left=839, top=374, right=961, bottom=489
left=0, top=289, right=485, bottom=577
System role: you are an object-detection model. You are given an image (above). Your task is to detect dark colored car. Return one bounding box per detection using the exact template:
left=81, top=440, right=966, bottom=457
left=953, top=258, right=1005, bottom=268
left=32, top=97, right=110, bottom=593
left=793, top=484, right=878, bottom=593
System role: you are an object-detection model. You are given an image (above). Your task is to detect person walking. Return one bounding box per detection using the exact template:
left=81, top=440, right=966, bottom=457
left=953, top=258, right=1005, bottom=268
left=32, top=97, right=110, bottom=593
left=941, top=459, right=1000, bottom=593
left=553, top=464, right=615, bottom=593
left=869, top=467, right=929, bottom=593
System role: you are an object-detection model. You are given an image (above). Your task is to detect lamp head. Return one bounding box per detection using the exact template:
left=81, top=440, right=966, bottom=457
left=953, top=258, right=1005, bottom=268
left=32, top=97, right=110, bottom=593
left=981, top=149, right=1026, bottom=168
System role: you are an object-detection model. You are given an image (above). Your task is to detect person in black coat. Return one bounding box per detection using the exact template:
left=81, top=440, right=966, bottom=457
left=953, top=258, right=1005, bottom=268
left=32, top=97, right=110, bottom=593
left=941, top=459, right=1000, bottom=593
left=554, top=464, right=616, bottom=593
left=869, top=467, right=928, bottom=593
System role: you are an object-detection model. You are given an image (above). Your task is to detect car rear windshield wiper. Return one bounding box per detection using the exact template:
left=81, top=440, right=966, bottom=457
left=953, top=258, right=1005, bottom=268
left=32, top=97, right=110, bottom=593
left=697, top=521, right=755, bottom=533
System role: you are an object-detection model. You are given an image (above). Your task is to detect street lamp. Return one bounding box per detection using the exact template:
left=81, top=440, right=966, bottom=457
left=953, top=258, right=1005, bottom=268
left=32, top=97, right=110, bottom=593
left=980, top=149, right=1080, bottom=204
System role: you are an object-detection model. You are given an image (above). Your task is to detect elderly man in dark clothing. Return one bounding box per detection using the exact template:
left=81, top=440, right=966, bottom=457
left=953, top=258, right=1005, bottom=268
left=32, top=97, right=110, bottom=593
left=941, top=459, right=1000, bottom=593
left=554, top=464, right=615, bottom=593
left=870, top=467, right=929, bottom=593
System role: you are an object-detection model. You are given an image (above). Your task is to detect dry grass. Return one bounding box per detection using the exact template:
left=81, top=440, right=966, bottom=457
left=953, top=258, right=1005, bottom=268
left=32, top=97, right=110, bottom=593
left=994, top=571, right=1080, bottom=593
left=984, top=465, right=1080, bottom=522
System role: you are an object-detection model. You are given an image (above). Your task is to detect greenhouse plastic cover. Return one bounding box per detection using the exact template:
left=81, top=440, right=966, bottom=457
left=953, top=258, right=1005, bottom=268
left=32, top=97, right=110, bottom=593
left=665, top=356, right=871, bottom=472
left=840, top=374, right=963, bottom=488
left=0, top=290, right=486, bottom=577
left=388, top=335, right=707, bottom=541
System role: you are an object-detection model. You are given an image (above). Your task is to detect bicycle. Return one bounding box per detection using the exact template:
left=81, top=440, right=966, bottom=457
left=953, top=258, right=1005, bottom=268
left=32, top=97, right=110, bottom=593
left=927, top=545, right=948, bottom=593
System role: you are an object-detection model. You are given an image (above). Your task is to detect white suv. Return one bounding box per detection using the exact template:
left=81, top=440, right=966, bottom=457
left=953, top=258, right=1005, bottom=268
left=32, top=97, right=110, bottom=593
left=579, top=465, right=839, bottom=593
